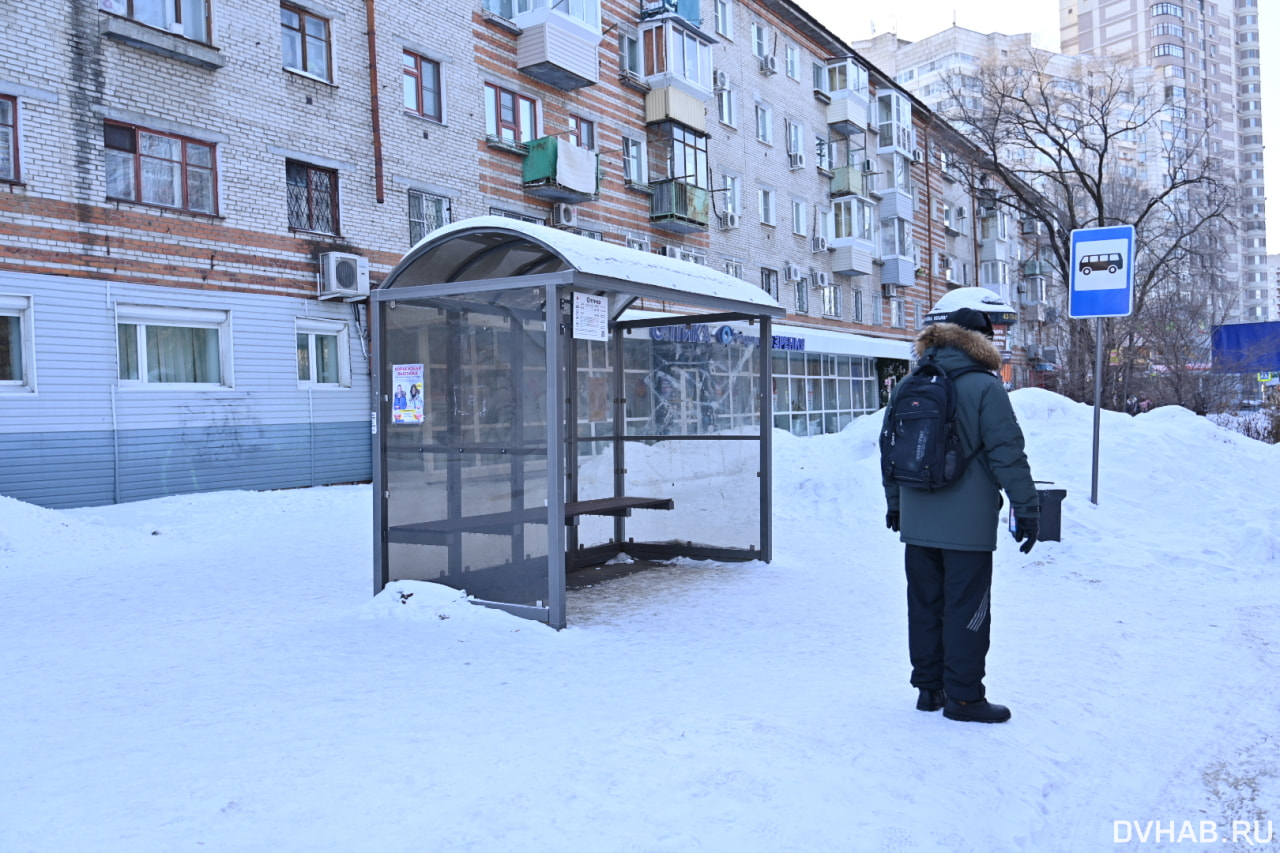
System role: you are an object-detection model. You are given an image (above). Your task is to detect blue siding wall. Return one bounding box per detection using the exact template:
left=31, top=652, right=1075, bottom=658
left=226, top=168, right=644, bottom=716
left=0, top=271, right=373, bottom=509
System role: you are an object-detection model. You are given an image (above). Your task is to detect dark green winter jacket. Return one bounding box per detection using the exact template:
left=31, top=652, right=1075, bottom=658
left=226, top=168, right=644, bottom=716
left=883, top=322, right=1040, bottom=551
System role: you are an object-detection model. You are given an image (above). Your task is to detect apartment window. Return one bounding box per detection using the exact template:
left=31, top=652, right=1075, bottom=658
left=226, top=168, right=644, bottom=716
left=722, top=174, right=740, bottom=213
left=489, top=206, right=545, bottom=224
left=117, top=304, right=230, bottom=386
left=484, top=83, right=538, bottom=144
left=296, top=318, right=350, bottom=387
left=402, top=52, right=442, bottom=121
left=109, top=0, right=210, bottom=42
left=408, top=189, right=449, bottom=245
left=717, top=85, right=736, bottom=126
left=791, top=199, right=807, bottom=236
left=821, top=279, right=841, bottom=317
left=281, top=4, right=331, bottom=81
left=881, top=217, right=913, bottom=259
left=795, top=274, right=808, bottom=313
left=621, top=136, right=647, bottom=184
left=980, top=260, right=1009, bottom=286
left=669, top=124, right=708, bottom=187
left=0, top=96, right=16, bottom=182
left=785, top=120, right=804, bottom=156
left=1151, top=3, right=1183, bottom=16
left=1153, top=43, right=1185, bottom=58
left=785, top=45, right=800, bottom=79
left=815, top=135, right=831, bottom=171
left=104, top=122, right=216, bottom=214
left=641, top=21, right=711, bottom=88
left=714, top=0, right=733, bottom=37
left=723, top=260, right=743, bottom=279
left=0, top=294, right=33, bottom=390
left=755, top=104, right=772, bottom=143
left=1153, top=22, right=1184, bottom=37
left=286, top=160, right=338, bottom=233
left=761, top=267, right=778, bottom=298
left=619, top=31, right=641, bottom=74
left=569, top=116, right=596, bottom=149
left=851, top=288, right=863, bottom=323
left=890, top=299, right=906, bottom=328
left=751, top=22, right=768, bottom=58
left=758, top=188, right=774, bottom=225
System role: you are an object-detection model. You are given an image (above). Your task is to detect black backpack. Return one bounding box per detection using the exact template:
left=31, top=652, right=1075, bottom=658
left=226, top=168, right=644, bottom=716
left=880, top=355, right=986, bottom=491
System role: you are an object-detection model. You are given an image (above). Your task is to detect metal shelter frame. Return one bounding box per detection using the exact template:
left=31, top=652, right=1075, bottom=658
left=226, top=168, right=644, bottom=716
left=371, top=217, right=785, bottom=628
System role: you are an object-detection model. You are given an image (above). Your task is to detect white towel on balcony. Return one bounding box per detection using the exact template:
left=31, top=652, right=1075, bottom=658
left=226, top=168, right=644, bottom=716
left=556, top=142, right=597, bottom=196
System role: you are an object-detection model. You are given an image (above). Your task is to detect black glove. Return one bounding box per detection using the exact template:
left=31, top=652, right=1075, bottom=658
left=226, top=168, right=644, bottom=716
left=1013, top=511, right=1039, bottom=554
left=886, top=510, right=900, bottom=533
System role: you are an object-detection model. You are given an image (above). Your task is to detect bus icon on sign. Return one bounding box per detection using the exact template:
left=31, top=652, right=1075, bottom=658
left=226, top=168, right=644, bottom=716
left=1079, top=253, right=1123, bottom=275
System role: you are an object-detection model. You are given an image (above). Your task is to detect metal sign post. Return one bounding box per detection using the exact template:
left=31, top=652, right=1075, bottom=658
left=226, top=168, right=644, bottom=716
left=1069, top=225, right=1136, bottom=505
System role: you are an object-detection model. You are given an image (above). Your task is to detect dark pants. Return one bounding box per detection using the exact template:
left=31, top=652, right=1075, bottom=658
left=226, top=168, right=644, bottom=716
left=904, top=544, right=993, bottom=703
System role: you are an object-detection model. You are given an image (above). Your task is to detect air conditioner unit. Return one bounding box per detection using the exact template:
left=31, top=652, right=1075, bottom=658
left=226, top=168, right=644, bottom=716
left=862, top=159, right=877, bottom=172
left=713, top=70, right=728, bottom=90
left=912, top=148, right=925, bottom=163
left=882, top=282, right=898, bottom=297
left=760, top=55, right=778, bottom=75
left=551, top=203, right=577, bottom=228
left=1025, top=345, right=1041, bottom=360
left=1042, top=347, right=1059, bottom=363
left=813, top=271, right=830, bottom=288
left=719, top=212, right=740, bottom=229
left=788, top=152, right=806, bottom=170
left=810, top=236, right=829, bottom=253
left=318, top=252, right=370, bottom=301
left=1021, top=219, right=1041, bottom=235
left=784, top=263, right=803, bottom=281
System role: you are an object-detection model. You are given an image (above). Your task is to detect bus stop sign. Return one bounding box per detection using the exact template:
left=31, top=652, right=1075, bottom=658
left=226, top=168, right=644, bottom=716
left=1069, top=225, right=1135, bottom=319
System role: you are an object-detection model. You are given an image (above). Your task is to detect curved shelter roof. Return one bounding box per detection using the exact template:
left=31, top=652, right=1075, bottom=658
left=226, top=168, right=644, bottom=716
left=378, top=215, right=784, bottom=318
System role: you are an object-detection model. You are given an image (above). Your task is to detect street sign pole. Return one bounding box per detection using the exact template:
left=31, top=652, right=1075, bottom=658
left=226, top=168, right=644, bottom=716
left=1069, top=225, right=1136, bottom=507
left=1092, top=317, right=1103, bottom=505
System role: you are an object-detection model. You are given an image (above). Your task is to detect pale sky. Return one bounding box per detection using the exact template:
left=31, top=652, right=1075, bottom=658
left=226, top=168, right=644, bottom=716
left=801, top=0, right=1280, bottom=249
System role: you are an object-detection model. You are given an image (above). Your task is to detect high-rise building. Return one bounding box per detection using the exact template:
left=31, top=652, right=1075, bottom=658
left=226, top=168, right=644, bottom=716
left=1061, top=0, right=1266, bottom=321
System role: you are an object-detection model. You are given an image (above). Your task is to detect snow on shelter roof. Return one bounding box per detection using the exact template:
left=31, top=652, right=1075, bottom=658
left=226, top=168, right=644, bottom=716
left=378, top=216, right=784, bottom=317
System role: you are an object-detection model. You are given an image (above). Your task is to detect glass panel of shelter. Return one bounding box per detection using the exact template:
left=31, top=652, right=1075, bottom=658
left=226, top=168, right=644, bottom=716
left=382, top=291, right=550, bottom=608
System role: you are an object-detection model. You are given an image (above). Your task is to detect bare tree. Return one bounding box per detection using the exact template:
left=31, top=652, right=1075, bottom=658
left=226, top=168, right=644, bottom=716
left=938, top=47, right=1236, bottom=410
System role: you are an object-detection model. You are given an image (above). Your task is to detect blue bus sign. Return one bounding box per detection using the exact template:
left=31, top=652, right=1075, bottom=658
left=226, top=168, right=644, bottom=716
left=1069, top=225, right=1135, bottom=319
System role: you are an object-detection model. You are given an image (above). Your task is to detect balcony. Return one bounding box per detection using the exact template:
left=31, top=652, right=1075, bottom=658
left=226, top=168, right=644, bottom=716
left=831, top=242, right=874, bottom=276
left=827, top=89, right=870, bottom=136
left=829, top=165, right=867, bottom=197
left=645, top=85, right=707, bottom=133
left=522, top=136, right=599, bottom=204
left=515, top=18, right=600, bottom=90
left=880, top=257, right=915, bottom=286
left=649, top=179, right=709, bottom=232
left=1022, top=259, right=1046, bottom=277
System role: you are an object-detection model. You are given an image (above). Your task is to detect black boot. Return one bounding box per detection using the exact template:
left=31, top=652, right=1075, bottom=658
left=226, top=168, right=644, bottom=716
left=943, top=697, right=1011, bottom=723
left=916, top=688, right=946, bottom=712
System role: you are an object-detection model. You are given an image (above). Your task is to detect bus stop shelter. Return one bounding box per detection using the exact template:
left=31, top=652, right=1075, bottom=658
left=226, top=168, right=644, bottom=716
left=371, top=216, right=785, bottom=628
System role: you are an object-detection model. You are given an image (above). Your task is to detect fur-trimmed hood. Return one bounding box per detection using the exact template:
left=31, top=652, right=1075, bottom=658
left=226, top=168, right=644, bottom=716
left=913, top=322, right=1003, bottom=371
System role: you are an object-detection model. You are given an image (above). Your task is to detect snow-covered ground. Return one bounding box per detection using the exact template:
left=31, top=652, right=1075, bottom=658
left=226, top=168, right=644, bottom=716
left=2, top=388, right=1278, bottom=851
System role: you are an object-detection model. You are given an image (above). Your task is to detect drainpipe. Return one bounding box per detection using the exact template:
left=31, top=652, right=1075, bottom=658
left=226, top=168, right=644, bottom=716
left=365, top=0, right=385, bottom=203
left=923, top=116, right=935, bottom=310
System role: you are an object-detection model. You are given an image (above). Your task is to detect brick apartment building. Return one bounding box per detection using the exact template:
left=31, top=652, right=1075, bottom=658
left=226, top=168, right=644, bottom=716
left=0, top=0, right=1044, bottom=508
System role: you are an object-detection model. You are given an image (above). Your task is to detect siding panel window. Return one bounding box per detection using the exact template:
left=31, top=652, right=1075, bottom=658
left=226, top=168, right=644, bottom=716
left=116, top=304, right=231, bottom=387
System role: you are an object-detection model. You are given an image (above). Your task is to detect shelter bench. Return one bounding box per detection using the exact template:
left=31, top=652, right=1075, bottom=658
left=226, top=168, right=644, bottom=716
left=388, top=497, right=674, bottom=546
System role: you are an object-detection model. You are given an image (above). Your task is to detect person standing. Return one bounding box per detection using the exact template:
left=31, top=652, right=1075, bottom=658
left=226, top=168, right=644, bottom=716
left=882, top=307, right=1041, bottom=724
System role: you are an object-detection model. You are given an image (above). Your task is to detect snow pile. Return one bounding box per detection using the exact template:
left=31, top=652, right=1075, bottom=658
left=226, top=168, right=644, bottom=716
left=2, top=388, right=1279, bottom=852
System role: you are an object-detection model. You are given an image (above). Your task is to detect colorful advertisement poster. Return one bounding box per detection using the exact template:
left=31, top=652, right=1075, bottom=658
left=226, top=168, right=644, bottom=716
left=392, top=364, right=424, bottom=424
